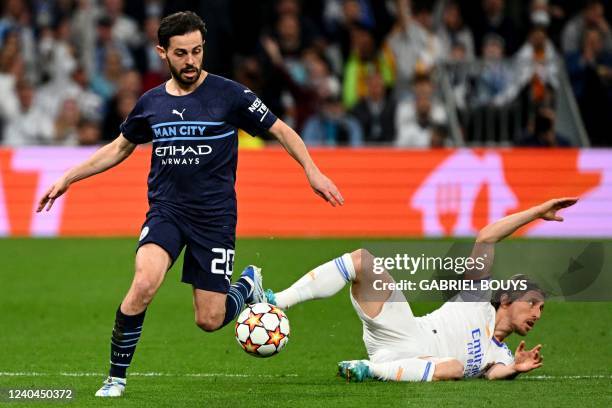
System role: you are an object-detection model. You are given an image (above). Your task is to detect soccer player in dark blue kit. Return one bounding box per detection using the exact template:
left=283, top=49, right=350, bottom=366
left=36, top=11, right=343, bottom=397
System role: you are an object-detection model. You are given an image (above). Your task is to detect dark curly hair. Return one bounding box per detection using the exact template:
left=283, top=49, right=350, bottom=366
left=491, top=274, right=546, bottom=310
left=158, top=11, right=207, bottom=49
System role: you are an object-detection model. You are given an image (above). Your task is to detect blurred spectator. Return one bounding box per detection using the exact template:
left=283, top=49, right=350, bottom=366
left=457, top=33, right=515, bottom=145
left=0, top=0, right=37, bottom=82
left=91, top=47, right=126, bottom=101
left=104, top=0, right=141, bottom=47
left=323, top=0, right=375, bottom=62
left=261, top=37, right=338, bottom=131
left=431, top=122, right=450, bottom=148
left=343, top=23, right=394, bottom=108
left=526, top=0, right=566, bottom=47
left=436, top=0, right=475, bottom=60
left=133, top=15, right=168, bottom=91
left=473, top=34, right=513, bottom=107
left=3, top=80, right=54, bottom=146
left=38, top=18, right=78, bottom=82
left=412, top=2, right=443, bottom=61
left=566, top=27, right=612, bottom=146
left=275, top=0, right=322, bottom=50
left=273, top=14, right=309, bottom=85
left=0, top=0, right=607, bottom=147
left=395, top=75, right=447, bottom=147
left=304, top=49, right=342, bottom=103
left=472, top=0, right=520, bottom=56
left=322, top=0, right=395, bottom=55
left=93, top=15, right=134, bottom=77
left=446, top=41, right=471, bottom=110
left=35, top=65, right=103, bottom=122
left=561, top=0, right=612, bottom=55
left=77, top=119, right=102, bottom=145
left=518, top=107, right=571, bottom=146
left=0, top=31, right=21, bottom=132
left=71, top=0, right=98, bottom=78
left=102, top=90, right=137, bottom=140
left=350, top=71, right=396, bottom=144
left=52, top=98, right=81, bottom=146
left=102, top=70, right=141, bottom=140
left=302, top=94, right=363, bottom=146
left=235, top=55, right=266, bottom=95
left=512, top=23, right=559, bottom=107
left=385, top=0, right=436, bottom=97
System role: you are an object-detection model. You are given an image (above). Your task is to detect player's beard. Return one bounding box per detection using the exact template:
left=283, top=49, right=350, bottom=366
left=167, top=59, right=203, bottom=86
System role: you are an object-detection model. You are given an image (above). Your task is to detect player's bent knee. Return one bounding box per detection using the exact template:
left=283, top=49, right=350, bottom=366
left=432, top=359, right=464, bottom=381
left=351, top=248, right=372, bottom=281
left=195, top=313, right=224, bottom=332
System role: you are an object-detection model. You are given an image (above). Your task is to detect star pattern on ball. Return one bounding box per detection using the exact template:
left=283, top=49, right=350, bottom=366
left=269, top=306, right=286, bottom=319
left=266, top=326, right=285, bottom=347
left=242, top=338, right=260, bottom=354
left=246, top=312, right=264, bottom=331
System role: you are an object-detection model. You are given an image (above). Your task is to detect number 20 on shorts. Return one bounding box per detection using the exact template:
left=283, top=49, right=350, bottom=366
left=211, top=248, right=235, bottom=280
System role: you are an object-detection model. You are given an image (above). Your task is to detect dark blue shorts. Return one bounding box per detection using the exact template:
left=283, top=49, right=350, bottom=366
left=136, top=207, right=236, bottom=293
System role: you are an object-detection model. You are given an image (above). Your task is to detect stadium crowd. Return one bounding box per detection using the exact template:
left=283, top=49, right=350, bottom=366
left=0, top=0, right=611, bottom=148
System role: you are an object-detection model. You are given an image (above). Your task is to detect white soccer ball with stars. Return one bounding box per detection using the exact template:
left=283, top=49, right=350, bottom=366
left=235, top=303, right=290, bottom=357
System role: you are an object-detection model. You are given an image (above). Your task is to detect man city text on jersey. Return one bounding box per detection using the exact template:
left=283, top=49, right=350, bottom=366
left=120, top=74, right=277, bottom=216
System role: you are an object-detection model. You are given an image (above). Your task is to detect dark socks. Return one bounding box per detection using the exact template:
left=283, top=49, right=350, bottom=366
left=221, top=277, right=252, bottom=327
left=109, top=306, right=146, bottom=379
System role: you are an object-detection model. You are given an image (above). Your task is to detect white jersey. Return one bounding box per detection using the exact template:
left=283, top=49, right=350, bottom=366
left=418, top=301, right=514, bottom=377
left=351, top=290, right=514, bottom=378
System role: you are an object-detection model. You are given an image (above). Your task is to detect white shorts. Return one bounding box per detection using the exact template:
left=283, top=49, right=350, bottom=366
left=350, top=289, right=434, bottom=363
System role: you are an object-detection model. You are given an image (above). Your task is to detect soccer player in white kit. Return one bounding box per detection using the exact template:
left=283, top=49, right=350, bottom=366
left=264, top=198, right=578, bottom=381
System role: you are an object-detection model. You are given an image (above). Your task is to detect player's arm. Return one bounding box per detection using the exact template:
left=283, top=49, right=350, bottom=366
left=475, top=197, right=578, bottom=244
left=36, top=134, right=136, bottom=212
left=465, top=197, right=578, bottom=281
left=268, top=118, right=344, bottom=207
left=485, top=341, right=543, bottom=380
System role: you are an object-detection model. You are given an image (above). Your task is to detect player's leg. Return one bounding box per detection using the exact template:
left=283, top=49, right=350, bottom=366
left=268, top=250, right=360, bottom=309
left=339, top=358, right=463, bottom=382
left=183, top=214, right=263, bottom=332
left=191, top=265, right=264, bottom=331
left=349, top=248, right=395, bottom=318
left=96, top=243, right=173, bottom=397
left=268, top=248, right=392, bottom=317
left=122, top=243, right=172, bottom=314
left=97, top=212, right=183, bottom=397
left=192, top=288, right=227, bottom=331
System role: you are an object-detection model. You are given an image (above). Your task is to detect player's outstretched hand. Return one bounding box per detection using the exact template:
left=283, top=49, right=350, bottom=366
left=307, top=169, right=344, bottom=207
left=36, top=177, right=71, bottom=212
left=537, top=197, right=578, bottom=221
left=513, top=340, right=543, bottom=373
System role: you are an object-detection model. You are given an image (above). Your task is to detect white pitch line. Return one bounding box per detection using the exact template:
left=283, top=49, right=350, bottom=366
left=1, top=372, right=610, bottom=380
left=519, top=375, right=612, bottom=380
left=0, top=372, right=299, bottom=378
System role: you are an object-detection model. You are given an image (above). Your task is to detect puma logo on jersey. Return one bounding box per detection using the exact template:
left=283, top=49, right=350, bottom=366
left=172, top=108, right=186, bottom=120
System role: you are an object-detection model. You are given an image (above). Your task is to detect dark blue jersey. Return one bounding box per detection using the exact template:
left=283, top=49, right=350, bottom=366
left=120, top=74, right=278, bottom=217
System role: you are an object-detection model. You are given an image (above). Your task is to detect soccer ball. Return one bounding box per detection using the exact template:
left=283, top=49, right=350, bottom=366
left=235, top=303, right=290, bottom=357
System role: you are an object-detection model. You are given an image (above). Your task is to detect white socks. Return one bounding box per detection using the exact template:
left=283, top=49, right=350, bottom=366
left=274, top=253, right=356, bottom=309
left=369, top=359, right=435, bottom=382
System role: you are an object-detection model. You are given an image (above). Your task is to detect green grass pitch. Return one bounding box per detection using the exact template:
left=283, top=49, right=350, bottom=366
left=1, top=238, right=611, bottom=407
